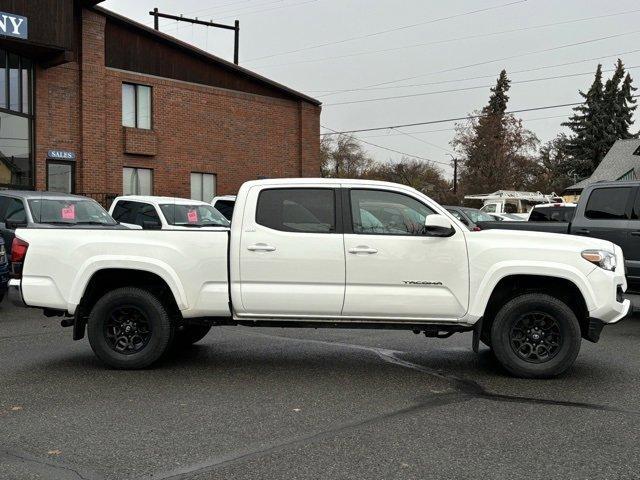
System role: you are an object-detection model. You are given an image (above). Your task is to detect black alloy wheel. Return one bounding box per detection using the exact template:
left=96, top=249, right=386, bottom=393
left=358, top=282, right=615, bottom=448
left=105, top=305, right=153, bottom=355
left=509, top=311, right=562, bottom=364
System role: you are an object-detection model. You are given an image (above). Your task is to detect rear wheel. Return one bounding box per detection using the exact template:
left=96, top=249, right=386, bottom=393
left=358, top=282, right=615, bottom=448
left=174, top=324, right=211, bottom=347
left=87, top=287, right=173, bottom=369
left=491, top=293, right=581, bottom=378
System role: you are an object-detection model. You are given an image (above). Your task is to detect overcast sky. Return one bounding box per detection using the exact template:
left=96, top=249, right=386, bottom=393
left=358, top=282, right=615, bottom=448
left=102, top=0, right=640, bottom=178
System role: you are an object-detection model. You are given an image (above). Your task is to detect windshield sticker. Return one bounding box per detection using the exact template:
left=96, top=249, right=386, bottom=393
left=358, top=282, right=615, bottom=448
left=187, top=209, right=199, bottom=223
left=61, top=205, right=76, bottom=220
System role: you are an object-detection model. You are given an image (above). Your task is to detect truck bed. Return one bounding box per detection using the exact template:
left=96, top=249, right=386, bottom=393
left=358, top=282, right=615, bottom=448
left=477, top=221, right=570, bottom=234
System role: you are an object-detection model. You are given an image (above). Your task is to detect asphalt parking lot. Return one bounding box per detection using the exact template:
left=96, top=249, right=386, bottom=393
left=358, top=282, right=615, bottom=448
left=1, top=301, right=640, bottom=480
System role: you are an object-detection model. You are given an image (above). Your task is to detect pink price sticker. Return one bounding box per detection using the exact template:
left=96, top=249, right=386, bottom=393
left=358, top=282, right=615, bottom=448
left=61, top=205, right=76, bottom=220
left=187, top=209, right=199, bottom=223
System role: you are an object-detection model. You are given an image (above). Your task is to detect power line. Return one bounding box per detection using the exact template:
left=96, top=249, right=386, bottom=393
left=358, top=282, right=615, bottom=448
left=321, top=125, right=456, bottom=167
left=309, top=48, right=640, bottom=94
left=320, top=96, right=639, bottom=136
left=251, top=8, right=640, bottom=69
left=244, top=0, right=528, bottom=62
left=323, top=65, right=640, bottom=107
left=357, top=114, right=570, bottom=139
left=319, top=30, right=640, bottom=97
left=144, top=0, right=257, bottom=26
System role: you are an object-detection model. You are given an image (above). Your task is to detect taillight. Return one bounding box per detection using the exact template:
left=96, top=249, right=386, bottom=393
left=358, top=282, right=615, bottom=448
left=11, top=238, right=28, bottom=263
left=10, top=238, right=28, bottom=278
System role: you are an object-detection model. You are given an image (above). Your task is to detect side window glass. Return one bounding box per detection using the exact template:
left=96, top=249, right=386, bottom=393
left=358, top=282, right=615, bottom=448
left=449, top=210, right=468, bottom=225
left=256, top=189, right=335, bottom=233
left=350, top=189, right=435, bottom=236
left=585, top=188, right=631, bottom=220
left=135, top=203, right=160, bottom=227
left=112, top=201, right=137, bottom=224
left=5, top=198, right=26, bottom=223
left=215, top=200, right=235, bottom=221
left=0, top=196, right=9, bottom=222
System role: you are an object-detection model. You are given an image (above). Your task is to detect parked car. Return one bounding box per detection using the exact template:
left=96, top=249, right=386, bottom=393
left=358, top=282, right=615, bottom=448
left=211, top=195, right=236, bottom=221
left=0, top=238, right=8, bottom=303
left=9, top=178, right=629, bottom=378
left=476, top=182, right=640, bottom=290
left=0, top=191, right=123, bottom=259
left=109, top=196, right=230, bottom=230
left=444, top=206, right=496, bottom=231
left=488, top=213, right=525, bottom=222
left=528, top=203, right=577, bottom=222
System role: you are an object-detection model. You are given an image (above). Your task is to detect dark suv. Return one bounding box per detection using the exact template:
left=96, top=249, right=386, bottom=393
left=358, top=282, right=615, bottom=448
left=0, top=191, right=124, bottom=260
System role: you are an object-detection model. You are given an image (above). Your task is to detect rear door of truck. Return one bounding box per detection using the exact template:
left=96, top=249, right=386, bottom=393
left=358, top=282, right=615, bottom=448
left=234, top=183, right=346, bottom=317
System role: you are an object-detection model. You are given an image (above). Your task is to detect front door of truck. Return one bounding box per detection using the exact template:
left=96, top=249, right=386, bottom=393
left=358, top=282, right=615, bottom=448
left=342, top=188, right=469, bottom=320
left=237, top=186, right=346, bottom=317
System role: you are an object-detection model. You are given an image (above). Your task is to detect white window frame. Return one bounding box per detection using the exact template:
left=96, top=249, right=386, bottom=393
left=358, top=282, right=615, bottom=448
left=190, top=172, right=216, bottom=202
left=123, top=167, right=153, bottom=196
left=122, top=83, right=152, bottom=130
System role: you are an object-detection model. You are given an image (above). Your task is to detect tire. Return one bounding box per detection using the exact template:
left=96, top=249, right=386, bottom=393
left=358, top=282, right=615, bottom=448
left=490, top=293, right=581, bottom=379
left=87, top=287, right=173, bottom=369
left=173, top=324, right=212, bottom=347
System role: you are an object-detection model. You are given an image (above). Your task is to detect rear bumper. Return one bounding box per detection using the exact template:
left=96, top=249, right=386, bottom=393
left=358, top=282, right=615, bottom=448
left=7, top=278, right=26, bottom=307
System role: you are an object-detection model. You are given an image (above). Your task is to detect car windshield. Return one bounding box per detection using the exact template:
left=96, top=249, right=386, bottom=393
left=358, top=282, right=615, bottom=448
left=464, top=209, right=494, bottom=223
left=28, top=199, right=117, bottom=225
left=160, top=204, right=230, bottom=227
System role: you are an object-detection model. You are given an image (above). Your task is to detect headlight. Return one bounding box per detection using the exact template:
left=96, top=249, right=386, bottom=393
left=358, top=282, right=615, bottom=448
left=581, top=250, right=617, bottom=271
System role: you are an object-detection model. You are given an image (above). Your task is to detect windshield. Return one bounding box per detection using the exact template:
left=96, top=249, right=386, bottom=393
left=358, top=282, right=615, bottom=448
left=28, top=199, right=117, bottom=225
left=159, top=204, right=230, bottom=227
left=464, top=209, right=494, bottom=223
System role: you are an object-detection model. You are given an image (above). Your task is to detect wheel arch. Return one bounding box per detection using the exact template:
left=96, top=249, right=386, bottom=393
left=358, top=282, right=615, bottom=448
left=477, top=273, right=591, bottom=342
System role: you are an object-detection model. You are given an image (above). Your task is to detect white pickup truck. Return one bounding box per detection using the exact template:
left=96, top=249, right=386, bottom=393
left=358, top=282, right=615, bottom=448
left=8, top=179, right=630, bottom=378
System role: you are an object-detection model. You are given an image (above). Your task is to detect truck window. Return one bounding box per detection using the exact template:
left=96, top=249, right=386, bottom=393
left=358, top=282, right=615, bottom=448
left=5, top=198, right=26, bottom=223
left=351, top=189, right=435, bottom=236
left=112, top=201, right=140, bottom=224
left=256, top=189, right=335, bottom=233
left=214, top=200, right=235, bottom=221
left=134, top=204, right=160, bottom=227
left=585, top=187, right=632, bottom=220
left=481, top=203, right=497, bottom=213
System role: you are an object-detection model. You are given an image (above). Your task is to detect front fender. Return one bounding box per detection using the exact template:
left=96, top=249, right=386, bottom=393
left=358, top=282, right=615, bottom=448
left=467, top=260, right=597, bottom=320
left=67, top=256, right=188, bottom=314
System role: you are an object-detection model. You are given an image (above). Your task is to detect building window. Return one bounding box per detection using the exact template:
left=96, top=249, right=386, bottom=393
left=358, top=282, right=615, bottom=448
left=122, top=83, right=152, bottom=129
left=190, top=173, right=216, bottom=202
left=0, top=49, right=33, bottom=190
left=47, top=161, right=75, bottom=194
left=123, top=167, right=153, bottom=195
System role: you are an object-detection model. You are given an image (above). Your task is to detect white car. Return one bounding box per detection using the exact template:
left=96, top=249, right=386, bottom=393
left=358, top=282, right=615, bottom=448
left=211, top=195, right=236, bottom=221
left=8, top=179, right=630, bottom=378
left=109, top=196, right=229, bottom=230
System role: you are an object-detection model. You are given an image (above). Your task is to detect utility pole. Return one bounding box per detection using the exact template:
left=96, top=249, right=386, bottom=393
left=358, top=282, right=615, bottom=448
left=448, top=154, right=458, bottom=194
left=150, top=8, right=240, bottom=65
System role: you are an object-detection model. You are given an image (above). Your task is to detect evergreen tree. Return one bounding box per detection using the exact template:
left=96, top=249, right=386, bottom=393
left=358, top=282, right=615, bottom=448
left=562, top=60, right=638, bottom=180
left=562, top=64, right=607, bottom=178
left=452, top=69, right=538, bottom=195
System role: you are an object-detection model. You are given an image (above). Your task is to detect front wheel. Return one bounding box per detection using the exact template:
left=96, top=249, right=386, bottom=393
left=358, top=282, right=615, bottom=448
left=491, top=293, right=581, bottom=378
left=87, top=287, right=173, bottom=369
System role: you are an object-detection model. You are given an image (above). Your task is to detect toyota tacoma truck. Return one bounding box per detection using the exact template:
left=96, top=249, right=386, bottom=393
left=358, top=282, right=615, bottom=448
left=8, top=179, right=630, bottom=378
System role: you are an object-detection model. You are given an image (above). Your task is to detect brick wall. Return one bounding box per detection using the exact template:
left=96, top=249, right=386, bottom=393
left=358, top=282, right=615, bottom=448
left=33, top=7, right=321, bottom=197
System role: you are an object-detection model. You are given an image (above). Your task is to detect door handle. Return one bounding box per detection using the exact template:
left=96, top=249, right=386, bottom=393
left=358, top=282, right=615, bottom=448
left=247, top=243, right=276, bottom=252
left=574, top=229, right=590, bottom=235
left=348, top=246, right=378, bottom=254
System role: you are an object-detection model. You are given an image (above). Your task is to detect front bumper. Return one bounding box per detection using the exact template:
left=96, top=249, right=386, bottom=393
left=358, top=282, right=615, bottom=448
left=7, top=278, right=27, bottom=307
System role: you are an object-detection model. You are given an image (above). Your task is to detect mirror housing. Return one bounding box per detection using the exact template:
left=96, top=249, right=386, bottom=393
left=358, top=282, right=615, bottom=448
left=142, top=220, right=162, bottom=230
left=424, top=214, right=455, bottom=237
left=5, top=219, right=28, bottom=230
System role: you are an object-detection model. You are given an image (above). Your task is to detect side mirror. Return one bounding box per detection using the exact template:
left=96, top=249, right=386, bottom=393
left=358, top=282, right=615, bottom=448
left=5, top=219, right=28, bottom=230
left=142, top=220, right=162, bottom=230
left=424, top=214, right=455, bottom=237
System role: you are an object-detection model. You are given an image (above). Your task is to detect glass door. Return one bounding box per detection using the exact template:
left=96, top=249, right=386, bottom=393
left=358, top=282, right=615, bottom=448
left=47, top=161, right=75, bottom=193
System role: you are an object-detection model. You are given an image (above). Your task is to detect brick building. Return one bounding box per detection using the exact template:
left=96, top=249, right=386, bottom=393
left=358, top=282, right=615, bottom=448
left=0, top=0, right=321, bottom=204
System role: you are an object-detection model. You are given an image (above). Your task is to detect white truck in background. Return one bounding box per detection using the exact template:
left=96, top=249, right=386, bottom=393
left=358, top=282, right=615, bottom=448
left=8, top=178, right=630, bottom=378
